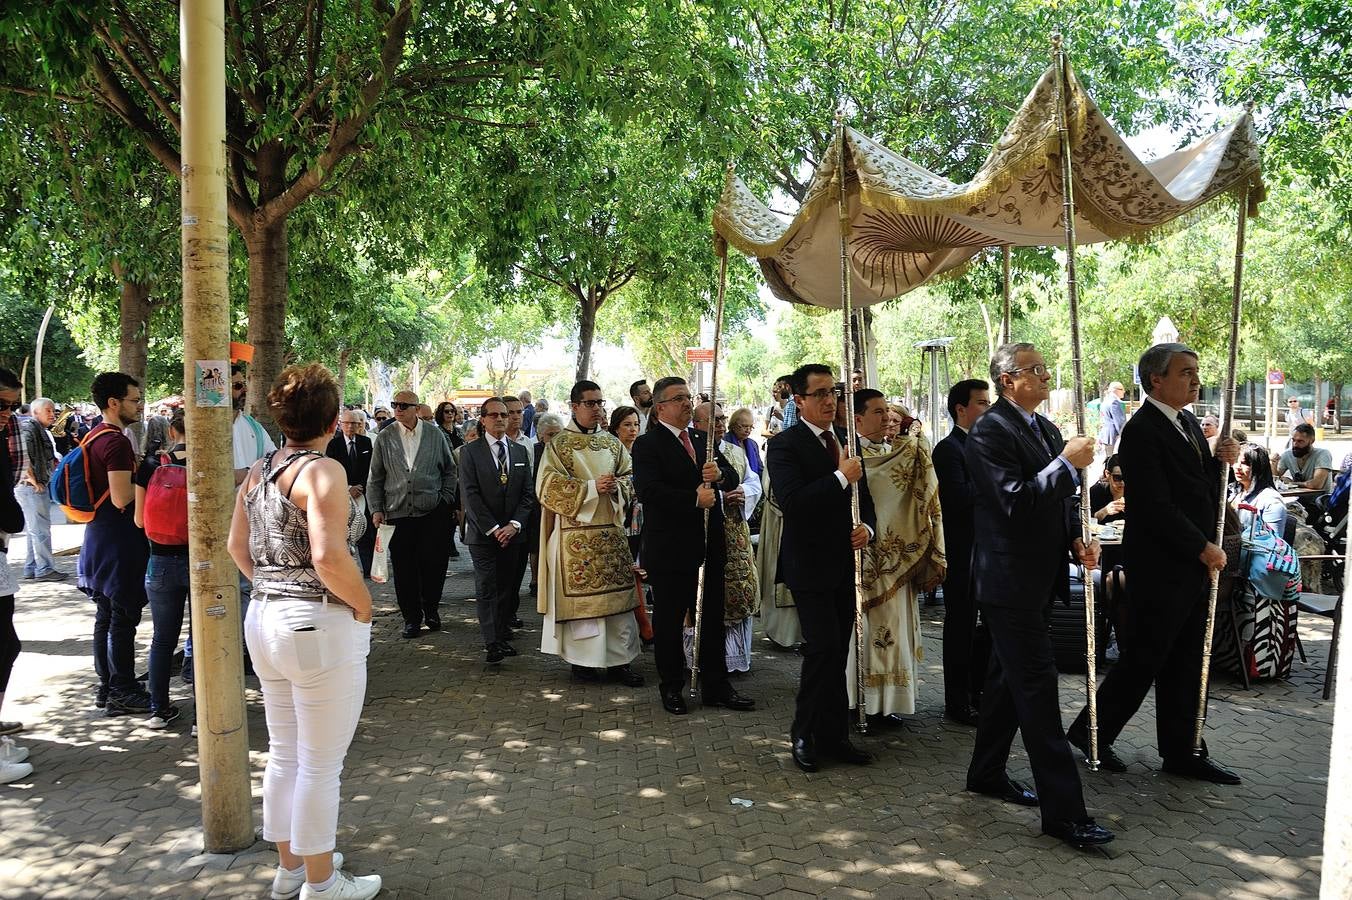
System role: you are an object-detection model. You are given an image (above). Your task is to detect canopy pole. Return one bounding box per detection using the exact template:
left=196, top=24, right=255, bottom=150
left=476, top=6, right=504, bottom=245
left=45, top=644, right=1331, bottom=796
left=691, top=207, right=732, bottom=701
left=1194, top=180, right=1249, bottom=753
left=1053, top=35, right=1100, bottom=772
left=1000, top=247, right=1012, bottom=344
left=835, top=118, right=869, bottom=734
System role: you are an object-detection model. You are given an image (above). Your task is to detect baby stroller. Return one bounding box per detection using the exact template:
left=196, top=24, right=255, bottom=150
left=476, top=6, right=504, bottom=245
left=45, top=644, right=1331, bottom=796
left=1212, top=504, right=1302, bottom=686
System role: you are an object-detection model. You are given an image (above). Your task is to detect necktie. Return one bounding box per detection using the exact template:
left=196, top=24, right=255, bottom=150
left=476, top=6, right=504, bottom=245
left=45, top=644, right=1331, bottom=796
left=496, top=440, right=508, bottom=484
left=1028, top=416, right=1054, bottom=458
left=1176, top=416, right=1204, bottom=465
left=821, top=429, right=840, bottom=466
left=348, top=439, right=356, bottom=459
left=679, top=429, right=697, bottom=464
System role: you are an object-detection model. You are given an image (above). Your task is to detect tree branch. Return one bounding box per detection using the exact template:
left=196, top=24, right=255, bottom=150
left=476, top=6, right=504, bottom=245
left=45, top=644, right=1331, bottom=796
left=92, top=23, right=182, bottom=136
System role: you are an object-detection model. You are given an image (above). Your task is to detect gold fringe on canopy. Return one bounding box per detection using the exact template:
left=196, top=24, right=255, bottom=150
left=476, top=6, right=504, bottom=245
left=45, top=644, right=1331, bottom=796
left=713, top=62, right=1265, bottom=310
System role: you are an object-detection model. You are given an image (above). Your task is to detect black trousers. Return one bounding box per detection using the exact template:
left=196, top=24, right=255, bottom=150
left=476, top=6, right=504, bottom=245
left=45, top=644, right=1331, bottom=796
left=1071, top=594, right=1209, bottom=762
left=649, top=564, right=727, bottom=693
left=468, top=541, right=523, bottom=645
left=792, top=582, right=855, bottom=746
left=968, top=603, right=1087, bottom=829
left=356, top=508, right=376, bottom=578
left=941, top=565, right=990, bottom=711
left=388, top=502, right=454, bottom=627
left=0, top=595, right=19, bottom=693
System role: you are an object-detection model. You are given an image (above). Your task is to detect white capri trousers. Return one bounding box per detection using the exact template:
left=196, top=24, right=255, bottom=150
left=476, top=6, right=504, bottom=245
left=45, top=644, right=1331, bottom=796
left=244, top=594, right=371, bottom=855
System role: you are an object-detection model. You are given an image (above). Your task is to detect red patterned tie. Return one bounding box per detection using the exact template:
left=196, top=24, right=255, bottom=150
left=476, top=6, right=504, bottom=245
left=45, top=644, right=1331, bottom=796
left=821, top=430, right=840, bottom=466
left=679, top=429, right=697, bottom=464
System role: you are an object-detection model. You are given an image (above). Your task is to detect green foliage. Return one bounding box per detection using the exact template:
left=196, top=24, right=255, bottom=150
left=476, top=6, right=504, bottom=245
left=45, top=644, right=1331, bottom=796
left=0, top=266, right=96, bottom=403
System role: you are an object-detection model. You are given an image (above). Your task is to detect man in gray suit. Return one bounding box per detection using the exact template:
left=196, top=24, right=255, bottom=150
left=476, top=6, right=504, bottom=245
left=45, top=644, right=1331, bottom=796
left=460, top=397, right=536, bottom=663
left=369, top=389, right=458, bottom=639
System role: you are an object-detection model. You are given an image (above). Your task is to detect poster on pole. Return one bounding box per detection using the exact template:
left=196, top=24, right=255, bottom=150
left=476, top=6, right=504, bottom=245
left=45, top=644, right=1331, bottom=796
left=194, top=360, right=231, bottom=407
left=685, top=348, right=715, bottom=364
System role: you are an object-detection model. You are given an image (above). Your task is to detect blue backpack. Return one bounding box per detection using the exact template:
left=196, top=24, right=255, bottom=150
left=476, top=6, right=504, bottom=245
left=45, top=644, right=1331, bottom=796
left=48, top=426, right=118, bottom=524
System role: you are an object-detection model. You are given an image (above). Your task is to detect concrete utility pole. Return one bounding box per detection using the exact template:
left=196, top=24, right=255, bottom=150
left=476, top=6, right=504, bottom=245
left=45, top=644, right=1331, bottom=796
left=181, top=0, right=254, bottom=851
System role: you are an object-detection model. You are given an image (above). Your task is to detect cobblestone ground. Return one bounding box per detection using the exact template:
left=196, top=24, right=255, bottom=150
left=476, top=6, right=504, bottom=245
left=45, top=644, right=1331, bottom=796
left=0, top=532, right=1332, bottom=899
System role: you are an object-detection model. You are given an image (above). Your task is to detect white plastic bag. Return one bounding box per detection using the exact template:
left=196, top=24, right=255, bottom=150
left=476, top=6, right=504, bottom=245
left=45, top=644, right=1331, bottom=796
left=370, top=524, right=396, bottom=583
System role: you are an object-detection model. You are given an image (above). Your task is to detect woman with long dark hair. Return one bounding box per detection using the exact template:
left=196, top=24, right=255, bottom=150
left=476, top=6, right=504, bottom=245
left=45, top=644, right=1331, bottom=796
left=1234, top=442, right=1288, bottom=536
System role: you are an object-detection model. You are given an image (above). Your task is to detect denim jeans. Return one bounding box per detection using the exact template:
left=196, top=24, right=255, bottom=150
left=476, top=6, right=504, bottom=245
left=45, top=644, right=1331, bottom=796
left=245, top=596, right=370, bottom=855
left=15, top=483, right=55, bottom=577
left=92, top=591, right=145, bottom=695
left=145, top=554, right=191, bottom=711
left=183, top=573, right=250, bottom=673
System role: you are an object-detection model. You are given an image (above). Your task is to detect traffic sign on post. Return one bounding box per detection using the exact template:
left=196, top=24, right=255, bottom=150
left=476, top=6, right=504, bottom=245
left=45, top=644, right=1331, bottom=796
left=685, top=348, right=715, bottom=364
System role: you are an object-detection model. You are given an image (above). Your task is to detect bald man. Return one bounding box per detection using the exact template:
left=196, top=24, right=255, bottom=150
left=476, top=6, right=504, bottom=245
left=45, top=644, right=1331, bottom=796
left=368, top=390, right=458, bottom=638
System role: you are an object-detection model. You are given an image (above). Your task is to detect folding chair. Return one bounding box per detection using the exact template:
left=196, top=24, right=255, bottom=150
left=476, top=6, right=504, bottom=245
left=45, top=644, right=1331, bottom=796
left=1295, top=554, right=1343, bottom=700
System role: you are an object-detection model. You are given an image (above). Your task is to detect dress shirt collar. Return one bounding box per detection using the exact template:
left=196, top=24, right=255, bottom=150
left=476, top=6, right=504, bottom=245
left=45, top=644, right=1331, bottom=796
left=658, top=419, right=688, bottom=440
left=801, top=418, right=833, bottom=440
left=1144, top=392, right=1182, bottom=424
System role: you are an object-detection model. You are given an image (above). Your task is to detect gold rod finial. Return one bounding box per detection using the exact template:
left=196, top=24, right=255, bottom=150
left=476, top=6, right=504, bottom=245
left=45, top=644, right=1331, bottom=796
left=1051, top=33, right=1063, bottom=49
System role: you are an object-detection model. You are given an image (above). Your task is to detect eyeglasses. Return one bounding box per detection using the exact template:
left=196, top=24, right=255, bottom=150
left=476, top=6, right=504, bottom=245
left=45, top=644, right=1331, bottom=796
left=799, top=389, right=840, bottom=401
left=1006, top=365, right=1050, bottom=378
left=375, top=415, right=388, bottom=421
left=574, top=399, right=607, bottom=409
left=0, top=400, right=20, bottom=412
left=480, top=411, right=508, bottom=419
left=390, top=401, right=416, bottom=410
left=657, top=393, right=692, bottom=405
left=1109, top=472, right=1124, bottom=482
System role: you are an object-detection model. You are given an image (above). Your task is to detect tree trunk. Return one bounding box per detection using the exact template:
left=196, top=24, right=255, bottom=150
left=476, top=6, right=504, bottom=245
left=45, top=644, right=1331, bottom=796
left=113, top=268, right=152, bottom=389
left=1335, top=381, right=1344, bottom=434
left=1313, top=371, right=1323, bottom=432
left=243, top=219, right=289, bottom=433
left=574, top=288, right=599, bottom=383
left=1248, top=380, right=1257, bottom=431
left=337, top=347, right=351, bottom=399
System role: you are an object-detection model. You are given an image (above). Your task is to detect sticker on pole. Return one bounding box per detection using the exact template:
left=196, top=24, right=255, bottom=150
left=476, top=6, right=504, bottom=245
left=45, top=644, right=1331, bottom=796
left=1267, top=369, right=1285, bottom=387
left=195, top=360, right=231, bottom=407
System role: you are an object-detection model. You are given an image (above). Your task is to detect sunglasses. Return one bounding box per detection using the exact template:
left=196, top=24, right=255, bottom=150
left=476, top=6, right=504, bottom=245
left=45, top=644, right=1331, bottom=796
left=0, top=400, right=20, bottom=412
left=232, top=381, right=246, bottom=390
left=480, top=411, right=508, bottom=419
left=390, top=402, right=416, bottom=410
left=1109, top=472, right=1124, bottom=482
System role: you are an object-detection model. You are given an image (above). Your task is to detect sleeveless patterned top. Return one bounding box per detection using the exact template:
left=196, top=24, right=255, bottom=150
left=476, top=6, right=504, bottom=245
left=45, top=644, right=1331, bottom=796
left=245, top=450, right=365, bottom=599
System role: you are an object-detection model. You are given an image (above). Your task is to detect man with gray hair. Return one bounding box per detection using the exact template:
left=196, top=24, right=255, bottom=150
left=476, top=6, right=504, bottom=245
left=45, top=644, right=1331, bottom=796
left=964, top=342, right=1110, bottom=848
left=18, top=398, right=63, bottom=581
left=1067, top=342, right=1242, bottom=785
left=1096, top=381, right=1126, bottom=454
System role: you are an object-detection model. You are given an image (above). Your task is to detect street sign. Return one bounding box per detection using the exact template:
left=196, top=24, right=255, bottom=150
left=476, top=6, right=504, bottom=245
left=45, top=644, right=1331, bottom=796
left=1267, top=369, right=1285, bottom=387
left=685, top=348, right=715, bottom=364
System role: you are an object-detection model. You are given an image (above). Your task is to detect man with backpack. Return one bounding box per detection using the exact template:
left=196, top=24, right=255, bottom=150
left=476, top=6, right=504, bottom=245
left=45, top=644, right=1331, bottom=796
left=63, top=372, right=152, bottom=715
left=133, top=411, right=189, bottom=727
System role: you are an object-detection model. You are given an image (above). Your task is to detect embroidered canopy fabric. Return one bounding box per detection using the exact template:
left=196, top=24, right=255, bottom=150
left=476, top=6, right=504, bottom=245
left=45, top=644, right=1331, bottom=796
left=713, top=63, right=1265, bottom=309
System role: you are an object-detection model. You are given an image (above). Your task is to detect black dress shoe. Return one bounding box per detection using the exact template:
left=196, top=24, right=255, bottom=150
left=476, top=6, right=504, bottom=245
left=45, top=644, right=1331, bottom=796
left=425, top=615, right=442, bottom=632
left=660, top=688, right=688, bottom=715
left=512, top=618, right=525, bottom=629
left=703, top=687, right=755, bottom=711
left=1162, top=756, right=1242, bottom=785
left=867, top=712, right=907, bottom=729
left=496, top=641, right=518, bottom=657
left=1067, top=729, right=1128, bottom=773
left=966, top=776, right=1039, bottom=807
left=571, top=665, right=602, bottom=683
left=791, top=737, right=818, bottom=772
left=945, top=705, right=980, bottom=727
left=485, top=644, right=505, bottom=664
left=401, top=623, right=420, bottom=639
left=822, top=739, right=873, bottom=765
left=1042, top=818, right=1116, bottom=849
left=608, top=665, right=644, bottom=687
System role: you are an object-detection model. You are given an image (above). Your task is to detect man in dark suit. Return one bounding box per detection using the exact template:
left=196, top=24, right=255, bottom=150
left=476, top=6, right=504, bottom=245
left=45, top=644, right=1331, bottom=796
left=933, top=378, right=991, bottom=726
left=326, top=409, right=377, bottom=577
left=459, top=397, right=537, bottom=664
left=632, top=377, right=755, bottom=715
left=965, top=342, right=1114, bottom=849
left=1067, top=344, right=1242, bottom=784
left=766, top=364, right=877, bottom=773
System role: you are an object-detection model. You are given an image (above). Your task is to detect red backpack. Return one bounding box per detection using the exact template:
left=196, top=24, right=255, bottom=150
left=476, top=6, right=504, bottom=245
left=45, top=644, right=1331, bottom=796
left=143, top=452, right=189, bottom=545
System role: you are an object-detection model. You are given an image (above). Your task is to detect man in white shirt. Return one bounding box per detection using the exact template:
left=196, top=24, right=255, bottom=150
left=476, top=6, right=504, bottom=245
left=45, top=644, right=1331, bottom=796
left=231, top=364, right=276, bottom=486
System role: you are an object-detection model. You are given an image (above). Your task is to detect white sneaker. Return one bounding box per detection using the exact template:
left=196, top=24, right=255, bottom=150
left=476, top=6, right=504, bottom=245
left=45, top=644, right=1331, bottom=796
left=0, top=736, right=28, bottom=764
left=298, top=870, right=381, bottom=900
left=271, top=852, right=344, bottom=900
left=0, top=759, right=33, bottom=784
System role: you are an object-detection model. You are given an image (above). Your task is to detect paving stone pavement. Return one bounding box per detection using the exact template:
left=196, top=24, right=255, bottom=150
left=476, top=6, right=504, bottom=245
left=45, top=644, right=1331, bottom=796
left=0, top=538, right=1332, bottom=899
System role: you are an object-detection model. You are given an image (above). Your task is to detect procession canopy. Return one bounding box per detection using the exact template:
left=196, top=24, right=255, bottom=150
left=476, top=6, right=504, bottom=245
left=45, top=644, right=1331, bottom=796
left=714, top=62, right=1265, bottom=310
